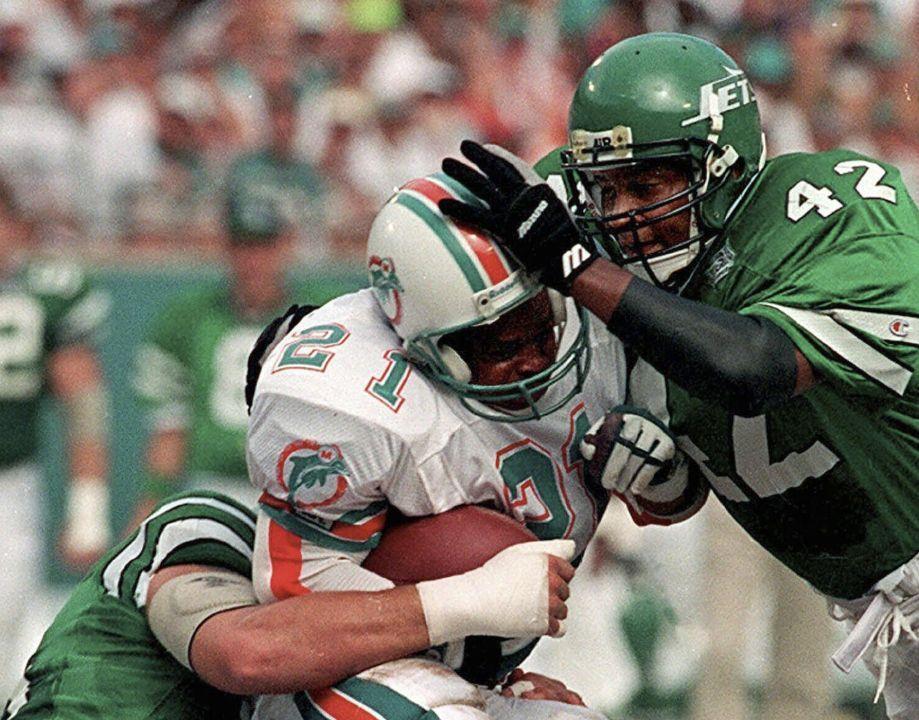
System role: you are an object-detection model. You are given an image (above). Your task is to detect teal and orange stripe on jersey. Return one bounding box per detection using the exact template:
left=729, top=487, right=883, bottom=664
left=260, top=494, right=388, bottom=554
left=395, top=174, right=513, bottom=293
left=100, top=491, right=255, bottom=607
left=294, top=677, right=426, bottom=720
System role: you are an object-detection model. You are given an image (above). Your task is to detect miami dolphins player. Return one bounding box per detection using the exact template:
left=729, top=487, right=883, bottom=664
left=4, top=489, right=583, bottom=720
left=0, top=186, right=111, bottom=701
left=132, top=191, right=337, bottom=521
left=438, top=32, right=919, bottom=719
left=245, top=173, right=675, bottom=719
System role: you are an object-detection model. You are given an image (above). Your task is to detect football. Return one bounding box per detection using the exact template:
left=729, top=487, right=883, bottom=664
left=363, top=504, right=536, bottom=585
left=363, top=505, right=540, bottom=686
left=581, top=411, right=624, bottom=489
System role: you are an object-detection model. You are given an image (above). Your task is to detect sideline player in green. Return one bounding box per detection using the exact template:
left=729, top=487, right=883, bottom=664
left=438, top=33, right=919, bottom=719
left=0, top=184, right=111, bottom=701
left=132, top=191, right=337, bottom=520
left=3, top=489, right=579, bottom=720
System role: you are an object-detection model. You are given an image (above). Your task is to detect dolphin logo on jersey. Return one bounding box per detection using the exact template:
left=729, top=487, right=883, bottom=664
left=277, top=439, right=350, bottom=510
left=369, top=255, right=404, bottom=325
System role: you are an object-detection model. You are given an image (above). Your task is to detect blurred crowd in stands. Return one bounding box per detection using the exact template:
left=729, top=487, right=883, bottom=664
left=0, top=0, right=916, bottom=266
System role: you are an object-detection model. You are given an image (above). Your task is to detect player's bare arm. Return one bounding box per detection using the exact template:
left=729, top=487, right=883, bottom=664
left=146, top=540, right=574, bottom=695
left=48, top=342, right=111, bottom=570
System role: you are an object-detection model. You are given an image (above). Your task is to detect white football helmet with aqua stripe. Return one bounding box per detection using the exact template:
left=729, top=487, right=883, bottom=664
left=367, top=172, right=591, bottom=422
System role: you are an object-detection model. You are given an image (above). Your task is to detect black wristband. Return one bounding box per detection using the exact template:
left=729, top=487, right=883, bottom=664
left=608, top=280, right=798, bottom=416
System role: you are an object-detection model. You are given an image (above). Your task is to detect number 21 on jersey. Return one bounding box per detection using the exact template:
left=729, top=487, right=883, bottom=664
left=273, top=324, right=412, bottom=413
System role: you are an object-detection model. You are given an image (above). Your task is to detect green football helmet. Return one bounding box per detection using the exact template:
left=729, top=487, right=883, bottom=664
left=562, top=32, right=766, bottom=291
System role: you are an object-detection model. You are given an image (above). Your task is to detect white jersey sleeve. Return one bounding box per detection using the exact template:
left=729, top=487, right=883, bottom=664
left=248, top=389, right=410, bottom=555
left=246, top=290, right=452, bottom=557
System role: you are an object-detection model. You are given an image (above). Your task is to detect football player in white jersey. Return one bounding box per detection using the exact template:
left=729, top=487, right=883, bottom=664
left=244, top=172, right=670, bottom=719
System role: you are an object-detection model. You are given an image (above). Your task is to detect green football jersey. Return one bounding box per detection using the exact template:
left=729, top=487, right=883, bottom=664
left=541, top=146, right=919, bottom=599
left=4, top=491, right=255, bottom=720
left=134, top=286, right=307, bottom=479
left=0, top=261, right=108, bottom=468
left=643, top=150, right=919, bottom=600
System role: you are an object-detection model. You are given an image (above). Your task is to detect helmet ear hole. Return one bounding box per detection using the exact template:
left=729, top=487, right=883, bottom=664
left=439, top=343, right=472, bottom=384
left=548, top=290, right=567, bottom=326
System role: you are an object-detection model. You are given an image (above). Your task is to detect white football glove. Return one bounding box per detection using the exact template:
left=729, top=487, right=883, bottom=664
left=580, top=406, right=686, bottom=501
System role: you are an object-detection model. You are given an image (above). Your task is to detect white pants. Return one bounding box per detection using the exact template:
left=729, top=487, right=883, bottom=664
left=830, top=553, right=919, bottom=720
left=0, top=464, right=68, bottom=704
left=251, top=657, right=608, bottom=720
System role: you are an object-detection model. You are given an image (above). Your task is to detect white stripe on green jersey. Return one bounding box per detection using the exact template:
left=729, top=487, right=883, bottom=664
left=759, top=302, right=913, bottom=395
left=7, top=491, right=256, bottom=720
left=102, top=493, right=255, bottom=607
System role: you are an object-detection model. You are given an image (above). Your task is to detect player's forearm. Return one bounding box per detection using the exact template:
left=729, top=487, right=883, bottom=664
left=55, top=367, right=111, bottom=559
left=192, top=586, right=430, bottom=694
left=573, top=261, right=801, bottom=416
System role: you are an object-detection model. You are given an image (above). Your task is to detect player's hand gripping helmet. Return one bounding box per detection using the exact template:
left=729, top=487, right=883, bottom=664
left=562, top=32, right=766, bottom=291
left=367, top=173, right=591, bottom=422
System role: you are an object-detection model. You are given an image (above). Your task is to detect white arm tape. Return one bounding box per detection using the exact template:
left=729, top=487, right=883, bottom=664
left=63, top=479, right=110, bottom=553
left=416, top=539, right=575, bottom=645
left=147, top=569, right=258, bottom=670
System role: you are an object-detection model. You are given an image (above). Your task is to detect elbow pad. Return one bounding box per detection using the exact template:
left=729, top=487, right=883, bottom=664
left=609, top=280, right=798, bottom=416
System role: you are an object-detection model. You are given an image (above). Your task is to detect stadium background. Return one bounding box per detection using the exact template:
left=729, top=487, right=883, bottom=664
left=2, top=0, right=915, bottom=717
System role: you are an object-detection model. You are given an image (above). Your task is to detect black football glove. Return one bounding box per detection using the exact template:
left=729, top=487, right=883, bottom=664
left=438, top=140, right=598, bottom=294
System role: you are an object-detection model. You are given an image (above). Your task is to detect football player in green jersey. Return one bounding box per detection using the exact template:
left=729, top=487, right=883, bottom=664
left=0, top=184, right=111, bottom=701
left=3, top=490, right=578, bottom=720
left=132, top=191, right=325, bottom=521
left=439, top=32, right=919, bottom=719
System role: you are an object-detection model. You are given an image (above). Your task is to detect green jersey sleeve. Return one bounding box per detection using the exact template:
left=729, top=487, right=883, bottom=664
left=100, top=490, right=256, bottom=608
left=8, top=491, right=254, bottom=720
left=133, top=293, right=201, bottom=429
left=26, top=260, right=110, bottom=349
left=711, top=150, right=919, bottom=401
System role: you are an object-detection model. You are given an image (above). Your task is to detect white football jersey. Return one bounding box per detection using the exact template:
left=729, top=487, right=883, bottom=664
left=247, top=289, right=626, bottom=558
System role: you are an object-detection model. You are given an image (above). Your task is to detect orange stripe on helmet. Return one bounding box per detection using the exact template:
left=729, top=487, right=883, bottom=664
left=400, top=177, right=511, bottom=285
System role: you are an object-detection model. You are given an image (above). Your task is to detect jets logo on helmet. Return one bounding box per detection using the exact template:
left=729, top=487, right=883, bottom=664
left=368, top=255, right=404, bottom=325
left=681, top=66, right=755, bottom=127
left=278, top=439, right=351, bottom=511
left=562, top=32, right=765, bottom=293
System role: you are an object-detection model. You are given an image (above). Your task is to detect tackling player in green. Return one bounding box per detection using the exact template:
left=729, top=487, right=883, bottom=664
left=2, top=490, right=579, bottom=720
left=439, top=32, right=918, bottom=719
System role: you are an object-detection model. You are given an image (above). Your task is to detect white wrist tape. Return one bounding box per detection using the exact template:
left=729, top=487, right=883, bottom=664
left=63, top=479, right=110, bottom=553
left=506, top=680, right=536, bottom=698
left=416, top=539, right=575, bottom=645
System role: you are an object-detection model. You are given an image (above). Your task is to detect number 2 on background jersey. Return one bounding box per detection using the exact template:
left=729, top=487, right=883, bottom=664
left=0, top=295, right=44, bottom=400
left=786, top=160, right=897, bottom=222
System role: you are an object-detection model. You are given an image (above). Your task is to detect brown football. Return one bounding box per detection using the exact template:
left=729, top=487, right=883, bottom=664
left=363, top=505, right=536, bottom=585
